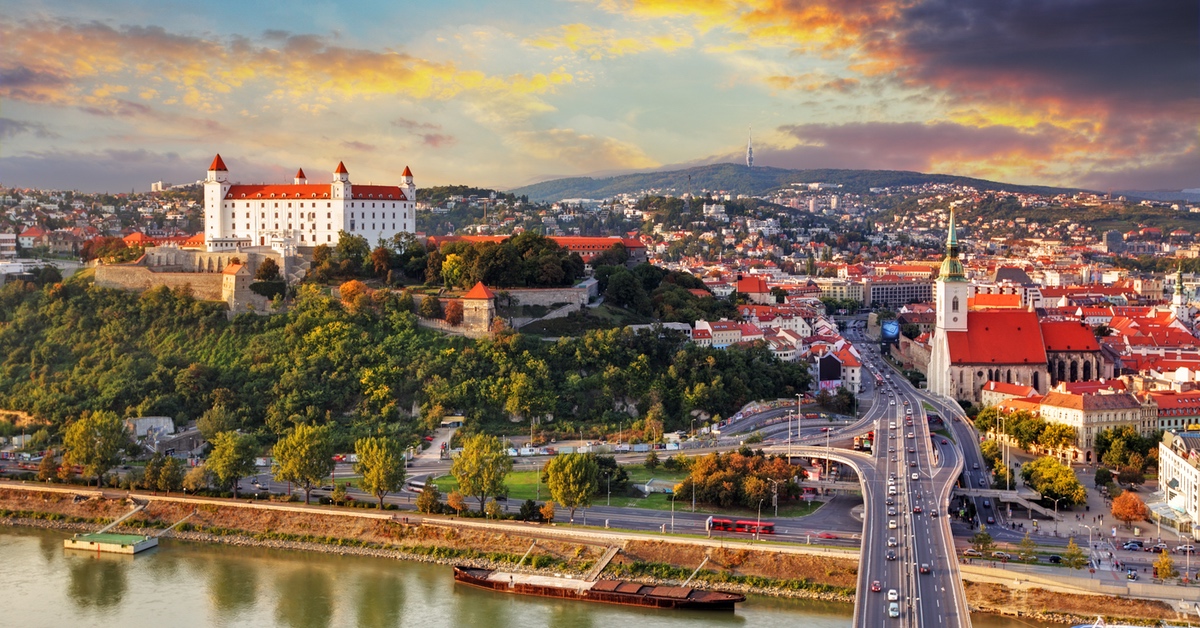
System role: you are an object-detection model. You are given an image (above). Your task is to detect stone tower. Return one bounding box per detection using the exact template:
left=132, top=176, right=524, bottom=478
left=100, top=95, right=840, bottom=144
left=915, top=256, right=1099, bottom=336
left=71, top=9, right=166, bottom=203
left=462, top=282, right=497, bottom=338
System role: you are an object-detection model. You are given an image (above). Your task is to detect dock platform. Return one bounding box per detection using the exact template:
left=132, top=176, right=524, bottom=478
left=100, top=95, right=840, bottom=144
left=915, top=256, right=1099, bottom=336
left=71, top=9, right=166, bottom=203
left=64, top=532, right=158, bottom=554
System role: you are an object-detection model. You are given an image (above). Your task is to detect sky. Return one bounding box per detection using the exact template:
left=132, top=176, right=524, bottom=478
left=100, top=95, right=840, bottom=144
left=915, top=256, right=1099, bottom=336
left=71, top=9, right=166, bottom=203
left=0, top=0, right=1196, bottom=193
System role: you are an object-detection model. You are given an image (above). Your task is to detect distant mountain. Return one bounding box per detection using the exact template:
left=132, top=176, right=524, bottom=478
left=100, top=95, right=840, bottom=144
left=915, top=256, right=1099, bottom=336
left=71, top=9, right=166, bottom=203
left=508, top=163, right=1079, bottom=202
left=1116, top=190, right=1200, bottom=203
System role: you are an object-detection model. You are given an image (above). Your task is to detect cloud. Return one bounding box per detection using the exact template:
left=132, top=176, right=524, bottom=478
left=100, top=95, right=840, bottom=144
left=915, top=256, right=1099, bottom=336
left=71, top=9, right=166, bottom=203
left=510, top=128, right=658, bottom=172
left=0, top=118, right=58, bottom=139
left=0, top=149, right=226, bottom=192
left=421, top=134, right=456, bottom=148
left=766, top=73, right=861, bottom=93
left=526, top=23, right=692, bottom=59
left=341, top=140, right=376, bottom=152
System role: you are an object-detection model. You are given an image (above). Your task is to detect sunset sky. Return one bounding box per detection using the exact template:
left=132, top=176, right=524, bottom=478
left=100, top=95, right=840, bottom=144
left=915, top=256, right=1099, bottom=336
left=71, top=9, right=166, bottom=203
left=1, top=0, right=1196, bottom=192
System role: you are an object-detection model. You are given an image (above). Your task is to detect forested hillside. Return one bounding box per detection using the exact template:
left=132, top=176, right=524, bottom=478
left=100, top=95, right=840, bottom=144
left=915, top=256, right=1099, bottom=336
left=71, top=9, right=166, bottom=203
left=0, top=277, right=808, bottom=450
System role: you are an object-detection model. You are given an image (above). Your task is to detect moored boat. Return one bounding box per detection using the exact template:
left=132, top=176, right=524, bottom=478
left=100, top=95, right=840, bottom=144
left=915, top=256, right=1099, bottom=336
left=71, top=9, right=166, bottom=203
left=452, top=566, right=745, bottom=611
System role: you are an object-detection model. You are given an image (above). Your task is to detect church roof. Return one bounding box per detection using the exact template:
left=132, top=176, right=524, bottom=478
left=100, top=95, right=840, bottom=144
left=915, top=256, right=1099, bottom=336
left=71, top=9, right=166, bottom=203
left=208, top=154, right=227, bottom=171
left=463, top=282, right=496, bottom=300
left=946, top=310, right=1047, bottom=365
left=1040, top=320, right=1100, bottom=352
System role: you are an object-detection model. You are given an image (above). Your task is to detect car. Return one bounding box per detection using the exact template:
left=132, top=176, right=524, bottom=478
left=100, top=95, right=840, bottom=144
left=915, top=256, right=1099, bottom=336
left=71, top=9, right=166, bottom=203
left=991, top=551, right=1010, bottom=560
left=910, top=472, right=919, bottom=481
left=913, top=505, right=922, bottom=514
left=1148, top=542, right=1170, bottom=553
left=963, top=549, right=982, bottom=557
left=886, top=497, right=895, bottom=506
left=930, top=509, right=938, bottom=517
left=888, top=536, right=898, bottom=547
left=1123, top=541, right=1143, bottom=551
left=888, top=447, right=895, bottom=453
left=886, top=550, right=897, bottom=561
left=889, top=422, right=896, bottom=429
left=909, top=461, right=917, bottom=467
left=904, top=400, right=910, bottom=406
left=972, top=463, right=979, bottom=470
left=891, top=456, right=898, bottom=462
left=1176, top=544, right=1196, bottom=554
left=979, top=478, right=987, bottom=487
left=887, top=588, right=899, bottom=601
left=890, top=400, right=896, bottom=406
left=1018, top=553, right=1037, bottom=562
left=919, top=563, right=930, bottom=574
left=888, top=519, right=898, bottom=529
left=888, top=507, right=897, bottom=516
left=888, top=486, right=897, bottom=495
left=908, top=447, right=916, bottom=453
left=907, top=432, right=915, bottom=439
left=986, top=516, right=995, bottom=524
left=871, top=580, right=882, bottom=592
left=888, top=602, right=900, bottom=618
left=983, top=499, right=991, bottom=508
left=1127, top=569, right=1138, bottom=580
left=941, top=439, right=948, bottom=445
left=1047, top=555, right=1062, bottom=564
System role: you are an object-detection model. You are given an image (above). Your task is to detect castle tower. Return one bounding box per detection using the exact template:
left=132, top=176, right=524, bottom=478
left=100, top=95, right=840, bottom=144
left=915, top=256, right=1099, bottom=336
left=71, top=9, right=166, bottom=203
left=332, top=161, right=350, bottom=200
left=746, top=126, right=754, bottom=168
left=928, top=207, right=970, bottom=397
left=401, top=165, right=416, bottom=203
left=462, top=282, right=497, bottom=338
left=204, top=154, right=231, bottom=240
left=1174, top=264, right=1191, bottom=325
left=294, top=168, right=307, bottom=184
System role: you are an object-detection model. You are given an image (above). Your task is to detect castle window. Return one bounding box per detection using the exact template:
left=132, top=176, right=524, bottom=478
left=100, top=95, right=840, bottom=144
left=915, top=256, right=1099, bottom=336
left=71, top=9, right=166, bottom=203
left=952, top=296, right=959, bottom=312
left=327, top=212, right=331, bottom=219
left=327, top=235, right=331, bottom=242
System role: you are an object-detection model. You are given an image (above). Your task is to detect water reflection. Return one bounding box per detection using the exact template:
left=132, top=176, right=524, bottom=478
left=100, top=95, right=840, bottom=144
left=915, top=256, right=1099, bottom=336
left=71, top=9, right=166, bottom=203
left=37, top=531, right=60, bottom=564
left=356, top=572, right=404, bottom=628
left=208, top=558, right=258, bottom=620
left=66, top=553, right=129, bottom=610
left=274, top=567, right=334, bottom=628
left=452, top=586, right=513, bottom=626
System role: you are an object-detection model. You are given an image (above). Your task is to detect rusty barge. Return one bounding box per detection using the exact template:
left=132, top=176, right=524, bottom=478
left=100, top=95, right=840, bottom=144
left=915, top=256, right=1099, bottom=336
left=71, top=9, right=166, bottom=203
left=452, top=566, right=745, bottom=611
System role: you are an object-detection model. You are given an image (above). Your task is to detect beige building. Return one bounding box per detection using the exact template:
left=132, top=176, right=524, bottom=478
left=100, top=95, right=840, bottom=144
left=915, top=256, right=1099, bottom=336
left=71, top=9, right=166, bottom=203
left=1037, top=387, right=1158, bottom=462
left=813, top=278, right=864, bottom=302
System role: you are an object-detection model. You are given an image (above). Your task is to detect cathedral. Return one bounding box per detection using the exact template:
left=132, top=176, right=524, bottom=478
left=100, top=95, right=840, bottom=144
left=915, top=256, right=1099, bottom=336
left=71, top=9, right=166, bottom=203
left=203, top=155, right=416, bottom=252
left=927, top=210, right=1105, bottom=403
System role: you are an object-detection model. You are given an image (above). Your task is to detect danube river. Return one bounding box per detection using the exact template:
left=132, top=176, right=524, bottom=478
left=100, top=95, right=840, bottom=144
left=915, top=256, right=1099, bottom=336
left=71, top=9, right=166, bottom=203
left=0, top=527, right=1044, bottom=627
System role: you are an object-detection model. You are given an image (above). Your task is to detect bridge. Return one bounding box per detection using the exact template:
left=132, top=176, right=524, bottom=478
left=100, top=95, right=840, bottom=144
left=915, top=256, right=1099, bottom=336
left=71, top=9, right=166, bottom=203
left=952, top=487, right=1059, bottom=520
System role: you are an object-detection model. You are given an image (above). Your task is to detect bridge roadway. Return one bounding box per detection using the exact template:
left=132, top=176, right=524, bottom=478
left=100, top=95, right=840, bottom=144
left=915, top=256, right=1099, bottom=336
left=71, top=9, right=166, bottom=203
left=841, top=328, right=971, bottom=627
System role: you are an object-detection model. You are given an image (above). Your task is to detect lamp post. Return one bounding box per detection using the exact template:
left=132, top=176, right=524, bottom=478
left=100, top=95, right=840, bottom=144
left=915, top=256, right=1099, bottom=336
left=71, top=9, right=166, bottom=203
left=670, top=491, right=676, bottom=533
left=1050, top=497, right=1062, bottom=535
left=1081, top=523, right=1095, bottom=548
left=768, top=478, right=780, bottom=517
left=604, top=471, right=611, bottom=506
left=756, top=498, right=764, bottom=540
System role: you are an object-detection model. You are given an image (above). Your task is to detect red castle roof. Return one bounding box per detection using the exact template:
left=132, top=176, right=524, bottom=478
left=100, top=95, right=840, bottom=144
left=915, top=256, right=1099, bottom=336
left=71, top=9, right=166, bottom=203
left=334, top=161, right=348, bottom=174
left=295, top=168, right=306, bottom=179
left=224, top=183, right=406, bottom=201
left=402, top=166, right=413, bottom=177
left=208, top=154, right=227, bottom=171
left=947, top=310, right=1048, bottom=365
left=463, top=282, right=496, bottom=300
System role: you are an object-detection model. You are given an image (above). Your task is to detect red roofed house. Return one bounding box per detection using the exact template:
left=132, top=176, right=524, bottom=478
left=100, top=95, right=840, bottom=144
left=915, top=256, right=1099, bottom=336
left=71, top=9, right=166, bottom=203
left=203, top=154, right=416, bottom=251
left=461, top=281, right=497, bottom=334
left=18, top=226, right=47, bottom=249
left=735, top=275, right=772, bottom=305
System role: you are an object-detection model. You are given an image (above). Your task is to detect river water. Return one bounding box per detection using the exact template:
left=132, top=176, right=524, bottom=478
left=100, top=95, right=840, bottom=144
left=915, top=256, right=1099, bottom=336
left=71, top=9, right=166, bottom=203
left=0, top=527, right=1048, bottom=627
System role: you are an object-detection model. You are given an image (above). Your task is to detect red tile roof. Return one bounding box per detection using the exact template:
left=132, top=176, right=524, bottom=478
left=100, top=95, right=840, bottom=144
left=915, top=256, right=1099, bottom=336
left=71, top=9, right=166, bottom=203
left=968, top=294, right=1022, bottom=309
left=982, top=381, right=1039, bottom=398
left=402, top=166, right=413, bottom=177
left=209, top=154, right=227, bottom=171
left=736, top=276, right=769, bottom=294
left=946, top=310, right=1047, bottom=365
left=334, top=161, right=348, bottom=174
left=224, top=183, right=407, bottom=201
left=295, top=168, right=306, bottom=179
left=1040, top=321, right=1100, bottom=352
left=462, top=282, right=496, bottom=300
left=222, top=262, right=246, bottom=275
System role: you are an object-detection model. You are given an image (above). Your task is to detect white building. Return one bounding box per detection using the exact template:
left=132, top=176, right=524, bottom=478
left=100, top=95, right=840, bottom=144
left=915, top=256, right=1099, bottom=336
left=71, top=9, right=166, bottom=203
left=1158, top=431, right=1200, bottom=532
left=203, top=154, right=416, bottom=252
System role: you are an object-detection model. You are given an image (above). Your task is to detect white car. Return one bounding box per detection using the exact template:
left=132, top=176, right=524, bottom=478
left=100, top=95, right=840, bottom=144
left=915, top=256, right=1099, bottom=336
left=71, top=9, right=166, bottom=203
left=890, top=400, right=896, bottom=406
left=910, top=472, right=919, bottom=481
left=888, top=601, right=900, bottom=618
left=888, top=519, right=897, bottom=529
left=887, top=589, right=899, bottom=601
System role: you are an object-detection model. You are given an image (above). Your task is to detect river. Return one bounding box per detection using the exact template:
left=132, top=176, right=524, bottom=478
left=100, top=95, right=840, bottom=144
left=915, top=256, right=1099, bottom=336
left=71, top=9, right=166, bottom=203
left=0, top=527, right=1051, bottom=627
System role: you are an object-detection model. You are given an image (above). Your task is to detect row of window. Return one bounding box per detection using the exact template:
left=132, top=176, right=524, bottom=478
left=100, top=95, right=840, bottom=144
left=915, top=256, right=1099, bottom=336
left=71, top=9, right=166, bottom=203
left=223, top=201, right=410, bottom=209
left=226, top=211, right=408, bottom=221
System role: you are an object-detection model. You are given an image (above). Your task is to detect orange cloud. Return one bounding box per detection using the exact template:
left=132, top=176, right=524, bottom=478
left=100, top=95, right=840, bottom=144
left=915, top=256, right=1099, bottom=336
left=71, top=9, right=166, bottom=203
left=510, top=128, right=658, bottom=171
left=527, top=23, right=692, bottom=59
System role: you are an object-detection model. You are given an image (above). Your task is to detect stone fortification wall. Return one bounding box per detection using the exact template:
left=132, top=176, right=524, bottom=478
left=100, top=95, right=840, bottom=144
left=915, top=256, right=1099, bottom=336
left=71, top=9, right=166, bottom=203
left=506, top=286, right=587, bottom=308
left=410, top=293, right=490, bottom=339
left=95, top=265, right=225, bottom=301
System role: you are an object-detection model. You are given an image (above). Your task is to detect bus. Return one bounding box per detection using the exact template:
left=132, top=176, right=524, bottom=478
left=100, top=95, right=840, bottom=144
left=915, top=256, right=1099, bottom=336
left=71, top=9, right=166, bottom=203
left=708, top=517, right=736, bottom=532
left=406, top=477, right=436, bottom=492
left=734, top=520, right=775, bottom=535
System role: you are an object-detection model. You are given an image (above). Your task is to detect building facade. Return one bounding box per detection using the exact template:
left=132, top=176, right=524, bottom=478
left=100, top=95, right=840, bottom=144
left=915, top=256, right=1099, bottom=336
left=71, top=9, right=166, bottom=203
left=204, top=154, right=416, bottom=252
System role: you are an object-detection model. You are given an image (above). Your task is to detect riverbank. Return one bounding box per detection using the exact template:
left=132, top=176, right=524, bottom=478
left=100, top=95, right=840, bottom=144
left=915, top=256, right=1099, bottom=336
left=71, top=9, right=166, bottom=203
left=0, top=483, right=1181, bottom=625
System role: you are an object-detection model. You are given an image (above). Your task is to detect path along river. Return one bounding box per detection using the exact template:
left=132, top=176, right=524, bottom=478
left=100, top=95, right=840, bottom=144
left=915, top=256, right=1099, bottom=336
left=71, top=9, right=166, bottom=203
left=0, top=526, right=1044, bottom=627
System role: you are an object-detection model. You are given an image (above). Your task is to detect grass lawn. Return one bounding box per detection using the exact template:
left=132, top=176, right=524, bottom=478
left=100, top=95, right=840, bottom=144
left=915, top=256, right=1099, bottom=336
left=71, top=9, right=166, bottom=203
left=520, top=304, right=653, bottom=337
left=922, top=401, right=936, bottom=412
left=434, top=463, right=826, bottom=518
left=935, top=428, right=956, bottom=443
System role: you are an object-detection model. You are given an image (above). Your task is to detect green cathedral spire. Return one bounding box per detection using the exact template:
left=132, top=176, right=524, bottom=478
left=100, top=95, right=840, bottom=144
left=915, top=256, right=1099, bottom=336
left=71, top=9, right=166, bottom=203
left=939, top=207, right=966, bottom=282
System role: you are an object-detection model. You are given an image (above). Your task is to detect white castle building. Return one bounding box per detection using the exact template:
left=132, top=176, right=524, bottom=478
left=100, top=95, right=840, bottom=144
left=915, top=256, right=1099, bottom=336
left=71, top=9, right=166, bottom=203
left=203, top=154, right=416, bottom=252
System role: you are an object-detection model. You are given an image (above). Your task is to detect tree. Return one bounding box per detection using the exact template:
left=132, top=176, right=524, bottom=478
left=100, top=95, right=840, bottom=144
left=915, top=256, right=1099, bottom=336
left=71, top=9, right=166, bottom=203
left=1155, top=549, right=1178, bottom=580
left=419, top=295, right=443, bottom=319
left=485, top=498, right=503, bottom=520
left=197, top=404, right=238, bottom=442
left=354, top=436, right=406, bottom=509
left=159, top=456, right=184, bottom=493
left=544, top=453, right=599, bottom=523
left=63, top=411, right=128, bottom=486
left=970, top=528, right=995, bottom=555
left=416, top=482, right=442, bottom=514
left=519, top=499, right=541, bottom=521
left=255, top=258, right=281, bottom=282
left=1018, top=531, right=1037, bottom=561
left=143, top=452, right=165, bottom=490
left=272, top=423, right=335, bottom=504
left=370, top=246, right=393, bottom=277
left=183, top=465, right=211, bottom=493
left=644, top=450, right=660, bottom=470
left=37, top=453, right=57, bottom=482
left=444, top=300, right=464, bottom=326
left=451, top=434, right=513, bottom=513
left=1021, top=456, right=1087, bottom=505
left=208, top=431, right=257, bottom=498
left=540, top=500, right=556, bottom=523
left=447, top=491, right=467, bottom=515
left=1062, top=537, right=1087, bottom=569
left=1094, top=467, right=1113, bottom=488
left=1111, top=491, right=1150, bottom=529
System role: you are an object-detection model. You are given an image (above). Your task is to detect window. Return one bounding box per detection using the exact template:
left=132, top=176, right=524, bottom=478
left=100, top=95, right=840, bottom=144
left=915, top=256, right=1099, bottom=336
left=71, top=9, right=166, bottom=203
left=952, top=296, right=959, bottom=312
left=327, top=212, right=331, bottom=218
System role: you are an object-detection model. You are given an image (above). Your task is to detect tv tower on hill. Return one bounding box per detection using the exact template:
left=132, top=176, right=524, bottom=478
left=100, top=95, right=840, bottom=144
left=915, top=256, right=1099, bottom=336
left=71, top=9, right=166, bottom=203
left=746, top=126, right=754, bottom=168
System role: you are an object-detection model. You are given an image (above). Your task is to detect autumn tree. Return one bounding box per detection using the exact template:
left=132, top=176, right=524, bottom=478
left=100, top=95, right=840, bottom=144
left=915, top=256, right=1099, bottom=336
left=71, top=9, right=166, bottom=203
left=1062, top=537, right=1087, bottom=569
left=354, top=436, right=406, bottom=509
left=255, top=258, right=281, bottom=281
left=183, top=465, right=211, bottom=493
left=451, top=433, right=512, bottom=513
left=37, top=452, right=57, bottom=482
left=544, top=453, right=599, bottom=523
left=370, top=246, right=393, bottom=277
left=63, top=411, right=129, bottom=486
left=447, top=491, right=467, bottom=515
left=416, top=482, right=442, bottom=514
left=540, top=500, right=556, bottom=523
left=272, top=423, right=335, bottom=504
left=444, top=300, right=464, bottom=326
left=207, top=431, right=257, bottom=498
left=339, top=280, right=371, bottom=310
left=1155, top=549, right=1178, bottom=580
left=1111, top=491, right=1150, bottom=529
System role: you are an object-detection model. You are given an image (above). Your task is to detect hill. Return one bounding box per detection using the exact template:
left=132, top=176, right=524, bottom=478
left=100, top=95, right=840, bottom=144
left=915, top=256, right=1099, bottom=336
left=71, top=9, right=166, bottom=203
left=508, top=163, right=1078, bottom=202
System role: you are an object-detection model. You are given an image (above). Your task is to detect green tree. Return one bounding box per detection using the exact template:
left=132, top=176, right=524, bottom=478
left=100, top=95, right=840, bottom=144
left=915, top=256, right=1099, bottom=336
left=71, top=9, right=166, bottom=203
left=416, top=481, right=441, bottom=514
left=441, top=253, right=469, bottom=288
left=1094, top=467, right=1113, bottom=487
left=1018, top=531, right=1037, bottom=561
left=159, top=456, right=184, bottom=493
left=207, top=431, right=257, bottom=498
left=63, top=411, right=128, bottom=486
left=451, top=433, right=513, bottom=513
left=37, top=453, right=57, bottom=482
left=485, top=498, right=503, bottom=520
left=970, top=528, right=995, bottom=555
left=198, top=404, right=238, bottom=442
left=272, top=423, right=335, bottom=504
left=1155, top=549, right=1178, bottom=580
left=335, top=231, right=371, bottom=274
left=255, top=258, right=281, bottom=281
left=544, top=453, right=599, bottom=523
left=1062, top=537, right=1087, bottom=569
left=183, top=465, right=211, bottom=493
left=644, top=450, right=660, bottom=470
left=354, top=436, right=407, bottom=509
left=419, top=295, right=443, bottom=319
left=1021, top=456, right=1087, bottom=506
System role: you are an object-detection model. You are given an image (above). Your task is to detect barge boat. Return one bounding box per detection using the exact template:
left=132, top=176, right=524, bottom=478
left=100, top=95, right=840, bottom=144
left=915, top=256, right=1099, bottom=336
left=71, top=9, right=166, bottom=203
left=453, top=566, right=745, bottom=611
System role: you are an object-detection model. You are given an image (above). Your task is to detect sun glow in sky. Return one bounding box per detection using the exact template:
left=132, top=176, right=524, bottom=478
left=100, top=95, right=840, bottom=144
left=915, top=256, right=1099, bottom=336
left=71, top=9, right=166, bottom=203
left=0, top=0, right=1196, bottom=192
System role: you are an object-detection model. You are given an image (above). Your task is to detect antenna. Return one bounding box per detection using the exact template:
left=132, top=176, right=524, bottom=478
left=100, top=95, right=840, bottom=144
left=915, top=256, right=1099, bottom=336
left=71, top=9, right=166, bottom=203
left=746, top=126, right=754, bottom=169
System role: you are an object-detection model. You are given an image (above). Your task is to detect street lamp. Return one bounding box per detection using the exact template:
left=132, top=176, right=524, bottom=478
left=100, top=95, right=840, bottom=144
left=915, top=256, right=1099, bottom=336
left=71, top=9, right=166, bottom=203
left=756, top=498, right=764, bottom=540
left=1080, top=523, right=1095, bottom=547
left=604, top=470, right=611, bottom=506
left=670, top=491, right=676, bottom=533
left=1050, top=497, right=1062, bottom=535
left=768, top=478, right=780, bottom=517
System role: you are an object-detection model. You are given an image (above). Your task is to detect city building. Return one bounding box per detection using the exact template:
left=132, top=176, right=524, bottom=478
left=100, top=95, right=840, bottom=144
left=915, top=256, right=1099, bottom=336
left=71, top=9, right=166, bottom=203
left=204, top=154, right=416, bottom=251
left=1156, top=431, right=1200, bottom=533
left=0, top=233, right=16, bottom=259
left=864, top=277, right=934, bottom=309
left=1035, top=386, right=1157, bottom=462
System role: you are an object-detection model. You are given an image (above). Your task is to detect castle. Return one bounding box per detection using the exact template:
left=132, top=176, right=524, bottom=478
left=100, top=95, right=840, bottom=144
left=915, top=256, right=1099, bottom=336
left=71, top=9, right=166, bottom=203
left=203, top=155, right=416, bottom=251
